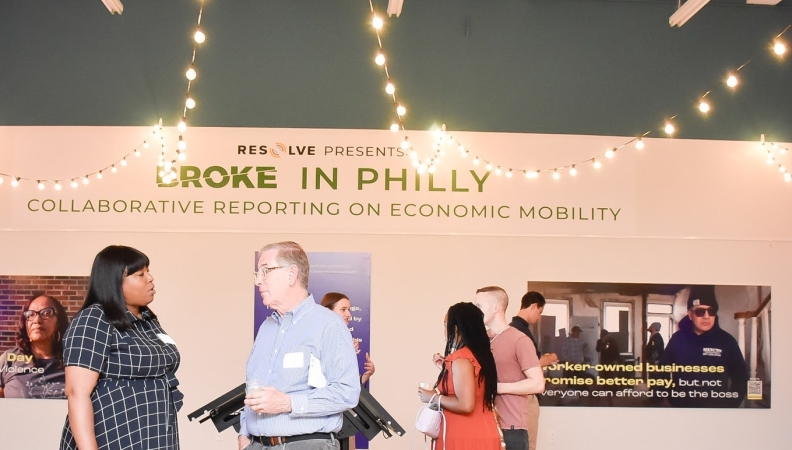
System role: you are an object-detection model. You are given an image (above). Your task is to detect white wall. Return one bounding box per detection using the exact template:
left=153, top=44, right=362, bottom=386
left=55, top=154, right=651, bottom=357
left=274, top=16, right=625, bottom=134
left=1, top=127, right=790, bottom=448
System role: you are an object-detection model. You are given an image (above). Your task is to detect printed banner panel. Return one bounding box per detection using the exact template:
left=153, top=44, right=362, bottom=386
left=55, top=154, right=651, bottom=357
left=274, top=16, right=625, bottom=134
left=527, top=281, right=770, bottom=408
left=0, top=275, right=89, bottom=400
left=2, top=126, right=791, bottom=240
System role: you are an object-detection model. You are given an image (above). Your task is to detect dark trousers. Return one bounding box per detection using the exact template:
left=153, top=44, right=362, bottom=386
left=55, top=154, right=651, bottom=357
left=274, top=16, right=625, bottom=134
left=503, top=428, right=529, bottom=450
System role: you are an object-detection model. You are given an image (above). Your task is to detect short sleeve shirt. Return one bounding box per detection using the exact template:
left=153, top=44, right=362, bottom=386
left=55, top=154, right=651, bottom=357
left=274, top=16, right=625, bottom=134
left=490, top=327, right=540, bottom=429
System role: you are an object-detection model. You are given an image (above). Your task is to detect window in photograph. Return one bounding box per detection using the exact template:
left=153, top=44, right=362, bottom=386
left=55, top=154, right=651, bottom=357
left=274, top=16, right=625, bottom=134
left=603, top=301, right=632, bottom=353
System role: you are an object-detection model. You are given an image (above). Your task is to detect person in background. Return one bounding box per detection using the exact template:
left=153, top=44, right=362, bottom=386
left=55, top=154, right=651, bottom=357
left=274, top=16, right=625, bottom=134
left=509, top=290, right=557, bottom=450
left=562, top=326, right=587, bottom=365
left=596, top=330, right=621, bottom=366
left=645, top=322, right=665, bottom=366
left=660, top=285, right=748, bottom=407
left=0, top=293, right=69, bottom=398
left=60, top=245, right=183, bottom=450
left=321, top=292, right=375, bottom=384
left=476, top=286, right=545, bottom=450
left=418, top=302, right=502, bottom=450
left=240, top=241, right=360, bottom=450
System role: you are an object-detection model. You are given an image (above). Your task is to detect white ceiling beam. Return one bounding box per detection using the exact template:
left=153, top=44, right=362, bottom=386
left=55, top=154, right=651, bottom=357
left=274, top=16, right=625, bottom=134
left=101, top=0, right=124, bottom=15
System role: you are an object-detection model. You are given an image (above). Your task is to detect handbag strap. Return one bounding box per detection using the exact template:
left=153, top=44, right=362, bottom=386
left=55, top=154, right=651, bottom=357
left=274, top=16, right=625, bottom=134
left=430, top=395, right=446, bottom=450
left=492, top=406, right=506, bottom=449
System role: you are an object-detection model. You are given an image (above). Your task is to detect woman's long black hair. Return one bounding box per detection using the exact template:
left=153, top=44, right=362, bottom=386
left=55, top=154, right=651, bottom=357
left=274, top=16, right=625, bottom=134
left=81, top=245, right=154, bottom=331
left=434, top=302, right=498, bottom=411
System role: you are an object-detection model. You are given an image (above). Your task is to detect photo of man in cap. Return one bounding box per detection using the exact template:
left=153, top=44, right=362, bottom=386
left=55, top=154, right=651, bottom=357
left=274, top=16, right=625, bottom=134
left=660, top=285, right=748, bottom=407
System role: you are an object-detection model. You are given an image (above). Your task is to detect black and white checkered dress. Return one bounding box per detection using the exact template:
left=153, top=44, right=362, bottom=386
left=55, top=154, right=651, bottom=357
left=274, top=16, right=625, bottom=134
left=59, top=305, right=183, bottom=450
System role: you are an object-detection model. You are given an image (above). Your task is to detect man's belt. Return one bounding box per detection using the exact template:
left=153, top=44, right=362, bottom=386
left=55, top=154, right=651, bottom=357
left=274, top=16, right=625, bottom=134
left=250, top=432, right=334, bottom=446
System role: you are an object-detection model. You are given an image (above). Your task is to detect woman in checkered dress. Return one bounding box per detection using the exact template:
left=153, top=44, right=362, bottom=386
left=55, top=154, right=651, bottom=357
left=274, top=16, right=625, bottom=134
left=59, top=246, right=184, bottom=450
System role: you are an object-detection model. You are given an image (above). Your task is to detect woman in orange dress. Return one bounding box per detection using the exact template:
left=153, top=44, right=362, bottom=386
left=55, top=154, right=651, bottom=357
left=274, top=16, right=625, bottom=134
left=418, top=302, right=501, bottom=450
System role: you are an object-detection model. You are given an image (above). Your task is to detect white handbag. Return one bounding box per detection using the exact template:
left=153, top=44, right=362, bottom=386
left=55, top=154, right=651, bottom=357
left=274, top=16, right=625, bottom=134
left=412, top=393, right=446, bottom=450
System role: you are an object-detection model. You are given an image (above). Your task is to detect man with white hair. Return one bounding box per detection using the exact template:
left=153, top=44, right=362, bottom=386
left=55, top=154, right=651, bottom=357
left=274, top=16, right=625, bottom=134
left=239, top=241, right=360, bottom=450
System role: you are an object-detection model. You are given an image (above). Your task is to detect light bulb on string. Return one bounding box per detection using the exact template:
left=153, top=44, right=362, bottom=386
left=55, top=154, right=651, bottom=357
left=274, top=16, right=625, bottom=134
left=773, top=40, right=786, bottom=56
left=375, top=52, right=385, bottom=66
left=134, top=149, right=141, bottom=157
left=54, top=181, right=62, bottom=191
left=664, top=121, right=675, bottom=136
left=785, top=173, right=792, bottom=182
left=111, top=165, right=117, bottom=173
left=495, top=167, right=502, bottom=176
left=178, top=118, right=187, bottom=133
left=726, top=74, right=738, bottom=88
left=428, top=165, right=437, bottom=174
left=37, top=181, right=44, bottom=191
left=186, top=96, right=196, bottom=109
left=417, top=164, right=426, bottom=174
left=485, top=163, right=493, bottom=171
left=473, top=157, right=480, bottom=165
left=385, top=82, right=395, bottom=95
left=186, top=64, right=197, bottom=81
left=699, top=100, right=710, bottom=113
left=194, top=26, right=206, bottom=44
left=506, top=170, right=513, bottom=179
left=96, top=171, right=103, bottom=180
left=411, top=159, right=419, bottom=168
left=570, top=165, right=578, bottom=177
left=779, top=165, right=786, bottom=173
left=636, top=139, right=645, bottom=150
left=178, top=136, right=187, bottom=150
left=0, top=176, right=3, bottom=185
left=525, top=170, right=538, bottom=179
left=11, top=177, right=19, bottom=187
left=400, top=137, right=410, bottom=150
left=372, top=15, right=384, bottom=30
left=553, top=170, right=560, bottom=180
left=143, top=141, right=149, bottom=149
left=605, top=148, right=615, bottom=159
left=82, top=177, right=89, bottom=185
left=121, top=158, right=128, bottom=166
left=389, top=123, right=399, bottom=132
left=396, top=105, right=406, bottom=116
left=593, top=159, right=602, bottom=170
left=178, top=150, right=187, bottom=161
left=71, top=179, right=78, bottom=188
left=409, top=150, right=417, bottom=160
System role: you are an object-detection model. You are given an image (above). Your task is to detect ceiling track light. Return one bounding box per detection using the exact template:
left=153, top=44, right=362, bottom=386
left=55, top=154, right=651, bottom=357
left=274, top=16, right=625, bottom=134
left=669, top=0, right=711, bottom=28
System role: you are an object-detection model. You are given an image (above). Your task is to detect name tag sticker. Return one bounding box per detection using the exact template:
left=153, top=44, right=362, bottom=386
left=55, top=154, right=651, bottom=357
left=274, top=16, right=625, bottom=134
left=157, top=333, right=176, bottom=345
left=283, top=352, right=304, bottom=368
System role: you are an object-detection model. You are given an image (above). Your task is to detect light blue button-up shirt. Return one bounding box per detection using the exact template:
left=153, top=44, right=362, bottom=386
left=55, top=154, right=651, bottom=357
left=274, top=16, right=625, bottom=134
left=239, top=294, right=360, bottom=437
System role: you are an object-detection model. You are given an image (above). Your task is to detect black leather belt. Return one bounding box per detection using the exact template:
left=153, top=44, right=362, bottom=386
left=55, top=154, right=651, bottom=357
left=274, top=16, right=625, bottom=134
left=251, top=432, right=334, bottom=446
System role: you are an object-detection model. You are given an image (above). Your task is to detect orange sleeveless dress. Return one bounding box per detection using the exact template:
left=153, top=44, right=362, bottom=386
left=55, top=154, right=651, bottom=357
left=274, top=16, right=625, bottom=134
left=434, top=347, right=501, bottom=450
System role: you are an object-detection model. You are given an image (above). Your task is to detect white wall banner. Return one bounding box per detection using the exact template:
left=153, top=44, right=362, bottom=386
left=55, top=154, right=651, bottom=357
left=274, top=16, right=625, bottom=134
left=2, top=126, right=790, bottom=240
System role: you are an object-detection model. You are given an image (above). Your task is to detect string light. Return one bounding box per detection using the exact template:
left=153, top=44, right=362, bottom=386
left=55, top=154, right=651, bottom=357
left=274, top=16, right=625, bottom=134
left=773, top=40, right=786, bottom=56
left=726, top=73, right=739, bottom=88
left=186, top=64, right=197, bottom=81
left=759, top=134, right=791, bottom=182
left=194, top=26, right=206, bottom=44
left=365, top=3, right=788, bottom=183
left=0, top=127, right=158, bottom=190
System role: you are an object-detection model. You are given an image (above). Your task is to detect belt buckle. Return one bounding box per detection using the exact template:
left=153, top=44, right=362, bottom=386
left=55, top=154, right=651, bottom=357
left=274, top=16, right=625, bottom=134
left=267, top=436, right=285, bottom=446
